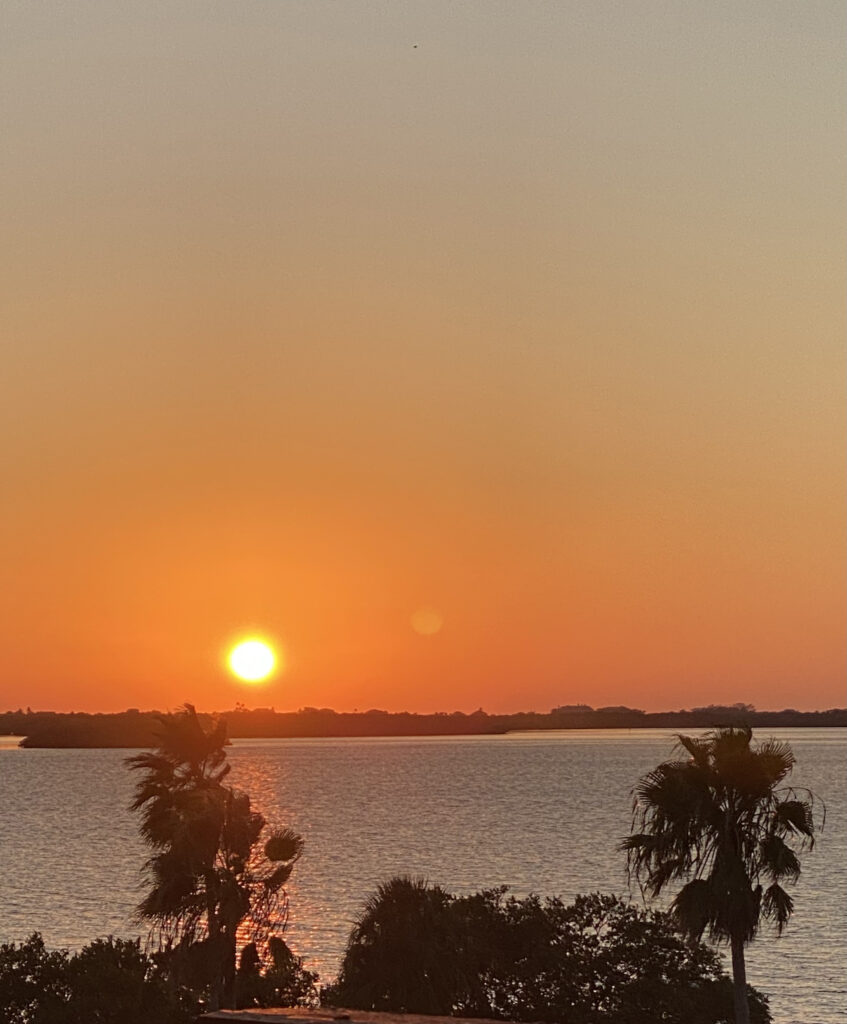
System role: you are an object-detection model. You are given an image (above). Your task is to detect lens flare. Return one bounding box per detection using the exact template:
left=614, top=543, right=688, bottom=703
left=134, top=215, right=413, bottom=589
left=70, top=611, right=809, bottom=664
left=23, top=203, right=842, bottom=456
left=411, top=607, right=444, bottom=636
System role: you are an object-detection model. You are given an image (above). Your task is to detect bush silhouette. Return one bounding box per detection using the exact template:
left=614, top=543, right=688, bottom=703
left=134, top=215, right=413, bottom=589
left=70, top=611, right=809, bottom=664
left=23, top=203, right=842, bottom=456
left=0, top=935, right=193, bottom=1024
left=327, top=881, right=771, bottom=1023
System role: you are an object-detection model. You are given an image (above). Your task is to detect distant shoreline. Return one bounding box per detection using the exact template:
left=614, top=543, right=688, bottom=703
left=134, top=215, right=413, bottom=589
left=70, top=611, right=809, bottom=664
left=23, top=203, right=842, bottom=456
left=2, top=705, right=844, bottom=748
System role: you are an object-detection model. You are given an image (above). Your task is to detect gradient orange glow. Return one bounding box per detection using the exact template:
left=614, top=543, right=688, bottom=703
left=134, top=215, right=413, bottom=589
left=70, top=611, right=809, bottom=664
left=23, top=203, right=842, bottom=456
left=0, top=4, right=843, bottom=714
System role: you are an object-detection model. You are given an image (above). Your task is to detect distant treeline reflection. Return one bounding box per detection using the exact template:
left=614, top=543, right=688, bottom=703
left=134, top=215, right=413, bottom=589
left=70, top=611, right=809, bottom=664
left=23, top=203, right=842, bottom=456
left=3, top=703, right=845, bottom=748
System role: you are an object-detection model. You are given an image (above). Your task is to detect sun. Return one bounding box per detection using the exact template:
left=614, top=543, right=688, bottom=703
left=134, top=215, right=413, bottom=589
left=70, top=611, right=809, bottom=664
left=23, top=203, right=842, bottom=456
left=228, top=638, right=278, bottom=683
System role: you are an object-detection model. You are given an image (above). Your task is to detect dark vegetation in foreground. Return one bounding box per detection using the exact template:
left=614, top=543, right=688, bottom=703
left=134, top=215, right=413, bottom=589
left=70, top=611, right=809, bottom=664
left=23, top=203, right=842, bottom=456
left=0, top=887, right=771, bottom=1024
left=4, top=703, right=845, bottom=747
left=0, top=933, right=316, bottom=1024
left=325, top=879, right=771, bottom=1024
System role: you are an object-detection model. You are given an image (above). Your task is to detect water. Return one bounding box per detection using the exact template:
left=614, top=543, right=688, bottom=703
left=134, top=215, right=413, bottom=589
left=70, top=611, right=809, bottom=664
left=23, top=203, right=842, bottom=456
left=0, top=728, right=843, bottom=1023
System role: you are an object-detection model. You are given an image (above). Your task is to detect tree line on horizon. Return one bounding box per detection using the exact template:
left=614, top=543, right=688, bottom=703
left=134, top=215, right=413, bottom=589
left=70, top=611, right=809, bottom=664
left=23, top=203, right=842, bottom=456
left=0, top=705, right=821, bottom=1024
left=3, top=702, right=845, bottom=748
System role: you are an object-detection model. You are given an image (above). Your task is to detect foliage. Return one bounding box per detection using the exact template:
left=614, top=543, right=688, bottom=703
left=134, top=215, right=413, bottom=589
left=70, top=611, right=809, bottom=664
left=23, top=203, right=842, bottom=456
left=235, top=937, right=319, bottom=1009
left=327, top=876, right=470, bottom=1015
left=126, top=704, right=304, bottom=1009
left=621, top=727, right=818, bottom=1023
left=0, top=935, right=194, bottom=1024
left=66, top=938, right=195, bottom=1024
left=326, top=879, right=770, bottom=1023
left=0, top=934, right=69, bottom=1024
left=0, top=933, right=317, bottom=1024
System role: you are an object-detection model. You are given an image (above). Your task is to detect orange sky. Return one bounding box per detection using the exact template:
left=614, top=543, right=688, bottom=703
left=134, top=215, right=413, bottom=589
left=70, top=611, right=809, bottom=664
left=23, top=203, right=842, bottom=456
left=1, top=3, right=844, bottom=714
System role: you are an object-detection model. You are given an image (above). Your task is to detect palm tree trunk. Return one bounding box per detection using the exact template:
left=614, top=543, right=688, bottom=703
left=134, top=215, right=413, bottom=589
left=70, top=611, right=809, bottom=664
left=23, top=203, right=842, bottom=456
left=730, top=936, right=750, bottom=1024
left=222, top=934, right=237, bottom=1009
left=206, top=880, right=222, bottom=1012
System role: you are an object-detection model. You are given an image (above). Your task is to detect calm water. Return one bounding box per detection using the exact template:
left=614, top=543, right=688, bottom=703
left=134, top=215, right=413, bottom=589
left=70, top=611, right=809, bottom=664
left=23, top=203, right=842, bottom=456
left=0, top=728, right=844, bottom=1024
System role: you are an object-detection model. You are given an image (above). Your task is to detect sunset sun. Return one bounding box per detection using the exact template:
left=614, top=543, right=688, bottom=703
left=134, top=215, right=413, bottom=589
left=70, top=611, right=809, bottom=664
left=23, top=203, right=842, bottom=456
left=228, top=638, right=278, bottom=683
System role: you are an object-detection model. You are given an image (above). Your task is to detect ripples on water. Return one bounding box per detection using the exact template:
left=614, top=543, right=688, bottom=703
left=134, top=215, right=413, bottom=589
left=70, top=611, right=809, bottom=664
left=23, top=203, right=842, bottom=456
left=0, top=729, right=843, bottom=1024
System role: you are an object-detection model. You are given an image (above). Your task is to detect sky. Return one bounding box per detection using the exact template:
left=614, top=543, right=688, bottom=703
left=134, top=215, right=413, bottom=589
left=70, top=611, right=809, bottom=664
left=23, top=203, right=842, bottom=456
left=1, top=2, right=844, bottom=714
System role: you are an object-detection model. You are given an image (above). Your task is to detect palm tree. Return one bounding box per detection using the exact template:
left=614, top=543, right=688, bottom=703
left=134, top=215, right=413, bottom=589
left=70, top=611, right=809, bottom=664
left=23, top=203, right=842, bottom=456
left=331, top=876, right=472, bottom=1014
left=621, top=726, right=819, bottom=1024
left=126, top=704, right=303, bottom=1009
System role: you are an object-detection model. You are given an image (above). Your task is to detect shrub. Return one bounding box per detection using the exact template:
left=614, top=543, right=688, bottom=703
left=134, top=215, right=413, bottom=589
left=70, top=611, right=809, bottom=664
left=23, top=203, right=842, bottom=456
left=327, top=881, right=771, bottom=1024
left=0, top=934, right=69, bottom=1024
left=65, top=938, right=194, bottom=1024
left=0, top=933, right=316, bottom=1023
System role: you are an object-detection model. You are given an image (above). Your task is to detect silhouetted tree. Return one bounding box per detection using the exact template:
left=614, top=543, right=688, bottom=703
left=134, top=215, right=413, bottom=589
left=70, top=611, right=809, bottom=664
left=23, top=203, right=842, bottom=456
left=126, top=704, right=303, bottom=1010
left=64, top=937, right=194, bottom=1024
left=330, top=876, right=471, bottom=1014
left=621, top=727, right=818, bottom=1024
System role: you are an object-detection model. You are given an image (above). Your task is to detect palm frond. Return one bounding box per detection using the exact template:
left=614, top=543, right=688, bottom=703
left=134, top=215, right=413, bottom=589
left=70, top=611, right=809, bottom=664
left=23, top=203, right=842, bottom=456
left=759, top=834, right=801, bottom=883
left=264, top=862, right=294, bottom=892
left=755, top=739, right=795, bottom=786
left=674, top=734, right=710, bottom=767
left=775, top=799, right=816, bottom=843
left=264, top=828, right=304, bottom=864
left=670, top=879, right=712, bottom=940
left=762, top=883, right=793, bottom=934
